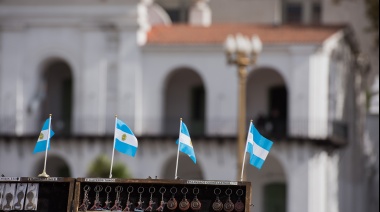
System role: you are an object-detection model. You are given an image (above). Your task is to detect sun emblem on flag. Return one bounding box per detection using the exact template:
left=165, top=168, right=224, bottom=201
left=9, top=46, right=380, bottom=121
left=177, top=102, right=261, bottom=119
left=122, top=134, right=127, bottom=141
left=39, top=133, right=44, bottom=140
left=190, top=140, right=193, bottom=147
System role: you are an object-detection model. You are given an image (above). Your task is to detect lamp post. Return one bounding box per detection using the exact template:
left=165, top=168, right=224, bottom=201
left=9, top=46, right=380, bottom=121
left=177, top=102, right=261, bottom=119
left=224, top=34, right=262, bottom=181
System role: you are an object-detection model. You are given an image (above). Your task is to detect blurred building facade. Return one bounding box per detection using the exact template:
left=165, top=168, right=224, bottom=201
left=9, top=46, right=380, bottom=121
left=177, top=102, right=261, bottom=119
left=0, top=0, right=378, bottom=212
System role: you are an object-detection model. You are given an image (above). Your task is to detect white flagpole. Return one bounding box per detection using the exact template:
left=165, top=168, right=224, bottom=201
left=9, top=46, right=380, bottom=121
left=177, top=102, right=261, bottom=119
left=240, top=120, right=252, bottom=181
left=109, top=115, right=118, bottom=178
left=175, top=118, right=182, bottom=179
left=38, top=114, right=52, bottom=178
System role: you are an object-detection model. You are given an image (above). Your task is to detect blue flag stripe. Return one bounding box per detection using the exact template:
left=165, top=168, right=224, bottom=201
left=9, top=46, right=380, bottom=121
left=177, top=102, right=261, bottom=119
left=33, top=140, right=50, bottom=154
left=116, top=119, right=134, bottom=135
left=181, top=122, right=190, bottom=136
left=179, top=143, right=196, bottom=163
left=115, top=139, right=138, bottom=157
left=42, top=119, right=49, bottom=130
left=250, top=154, right=265, bottom=169
left=251, top=125, right=273, bottom=151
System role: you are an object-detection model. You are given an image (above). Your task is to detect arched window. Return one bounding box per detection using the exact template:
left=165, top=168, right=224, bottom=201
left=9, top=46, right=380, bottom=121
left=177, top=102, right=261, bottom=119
left=41, top=59, right=73, bottom=135
left=247, top=68, right=288, bottom=138
left=164, top=68, right=206, bottom=136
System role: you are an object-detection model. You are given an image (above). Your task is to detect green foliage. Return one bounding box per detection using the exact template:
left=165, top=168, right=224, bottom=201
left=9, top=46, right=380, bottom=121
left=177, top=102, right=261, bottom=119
left=87, top=154, right=132, bottom=178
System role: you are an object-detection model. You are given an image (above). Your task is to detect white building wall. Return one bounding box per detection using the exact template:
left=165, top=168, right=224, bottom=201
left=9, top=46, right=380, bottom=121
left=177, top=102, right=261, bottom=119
left=23, top=27, right=83, bottom=134
left=285, top=143, right=310, bottom=212
left=0, top=1, right=144, bottom=135
left=116, top=28, right=144, bottom=134
left=275, top=143, right=340, bottom=212
left=141, top=45, right=238, bottom=135
left=309, top=47, right=329, bottom=138
left=80, top=28, right=108, bottom=134
left=0, top=29, right=25, bottom=134
left=326, top=152, right=339, bottom=212
left=142, top=44, right=328, bottom=138
left=0, top=1, right=351, bottom=140
left=288, top=46, right=312, bottom=137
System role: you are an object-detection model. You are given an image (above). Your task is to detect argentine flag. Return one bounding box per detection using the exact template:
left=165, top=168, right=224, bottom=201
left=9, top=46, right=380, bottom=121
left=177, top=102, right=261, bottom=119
left=114, top=119, right=138, bottom=157
left=177, top=121, right=196, bottom=164
left=249, top=124, right=273, bottom=169
left=246, top=122, right=254, bottom=155
left=33, top=118, right=55, bottom=154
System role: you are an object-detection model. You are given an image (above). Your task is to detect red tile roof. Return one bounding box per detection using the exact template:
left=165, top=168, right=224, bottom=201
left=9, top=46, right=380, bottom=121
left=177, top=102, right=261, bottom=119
left=147, top=24, right=345, bottom=45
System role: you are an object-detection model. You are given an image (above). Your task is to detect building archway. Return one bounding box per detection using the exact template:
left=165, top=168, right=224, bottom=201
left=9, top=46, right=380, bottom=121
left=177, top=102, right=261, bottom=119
left=34, top=155, right=71, bottom=177
left=161, top=154, right=204, bottom=180
left=163, top=67, right=206, bottom=136
left=246, top=155, right=287, bottom=212
left=247, top=68, right=288, bottom=138
left=40, top=59, right=73, bottom=135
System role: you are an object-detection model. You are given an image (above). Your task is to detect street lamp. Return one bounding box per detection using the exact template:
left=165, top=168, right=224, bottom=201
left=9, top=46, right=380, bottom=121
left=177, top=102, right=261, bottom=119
left=224, top=33, right=262, bottom=181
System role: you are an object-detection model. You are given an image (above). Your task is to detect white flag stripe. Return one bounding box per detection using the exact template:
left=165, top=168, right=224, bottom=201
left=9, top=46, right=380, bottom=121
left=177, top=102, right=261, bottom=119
left=253, top=140, right=269, bottom=160
left=115, top=128, right=138, bottom=147
left=179, top=133, right=192, bottom=146
left=248, top=133, right=253, bottom=145
left=37, top=129, right=49, bottom=142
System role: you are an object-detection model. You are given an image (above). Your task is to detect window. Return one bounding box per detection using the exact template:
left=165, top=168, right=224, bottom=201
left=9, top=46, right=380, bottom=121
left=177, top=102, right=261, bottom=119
left=42, top=60, right=73, bottom=135
left=312, top=2, right=322, bottom=24
left=268, top=86, right=287, bottom=137
left=191, top=86, right=205, bottom=136
left=283, top=0, right=322, bottom=25
left=156, top=0, right=190, bottom=23
left=284, top=2, right=303, bottom=24
left=61, top=79, right=72, bottom=134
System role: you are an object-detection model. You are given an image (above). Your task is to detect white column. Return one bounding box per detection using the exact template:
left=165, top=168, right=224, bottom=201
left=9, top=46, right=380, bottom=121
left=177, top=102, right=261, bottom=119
left=116, top=26, right=143, bottom=134
left=288, top=46, right=312, bottom=137
left=286, top=144, right=310, bottom=212
left=80, top=27, right=108, bottom=134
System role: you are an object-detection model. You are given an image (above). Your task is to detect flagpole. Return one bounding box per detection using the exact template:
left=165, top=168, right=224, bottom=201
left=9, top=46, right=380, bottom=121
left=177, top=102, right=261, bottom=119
left=175, top=118, right=182, bottom=179
left=109, top=115, right=117, bottom=178
left=240, top=120, right=252, bottom=181
left=38, top=114, right=52, bottom=178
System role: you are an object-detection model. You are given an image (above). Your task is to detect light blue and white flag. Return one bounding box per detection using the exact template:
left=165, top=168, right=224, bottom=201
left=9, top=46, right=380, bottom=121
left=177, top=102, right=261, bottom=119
left=249, top=124, right=273, bottom=169
left=33, top=118, right=55, bottom=154
left=114, top=119, right=138, bottom=157
left=177, top=121, right=196, bottom=164
left=245, top=122, right=254, bottom=155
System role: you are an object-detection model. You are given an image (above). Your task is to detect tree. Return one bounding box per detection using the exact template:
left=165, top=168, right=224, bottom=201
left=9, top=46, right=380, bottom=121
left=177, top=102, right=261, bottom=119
left=87, top=154, right=132, bottom=178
